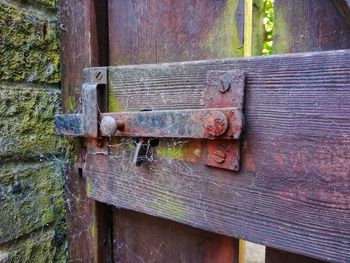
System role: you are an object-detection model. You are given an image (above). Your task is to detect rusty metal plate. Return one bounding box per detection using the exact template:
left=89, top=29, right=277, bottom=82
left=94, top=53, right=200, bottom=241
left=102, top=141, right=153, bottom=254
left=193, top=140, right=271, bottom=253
left=54, top=67, right=245, bottom=171
left=205, top=70, right=245, bottom=108
left=54, top=68, right=107, bottom=137
left=54, top=83, right=99, bottom=137
left=204, top=70, right=245, bottom=171
left=54, top=113, right=83, bottom=136
left=205, top=140, right=241, bottom=171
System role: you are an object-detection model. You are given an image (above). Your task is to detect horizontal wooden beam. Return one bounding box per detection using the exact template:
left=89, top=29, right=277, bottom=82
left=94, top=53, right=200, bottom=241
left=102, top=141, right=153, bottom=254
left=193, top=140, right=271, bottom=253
left=86, top=49, right=350, bottom=262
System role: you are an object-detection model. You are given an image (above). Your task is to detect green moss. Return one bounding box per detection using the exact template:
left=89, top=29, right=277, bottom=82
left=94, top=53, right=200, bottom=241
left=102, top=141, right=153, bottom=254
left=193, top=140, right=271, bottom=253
left=157, top=145, right=185, bottom=160
left=0, top=2, right=65, bottom=261
left=271, top=0, right=291, bottom=54
left=150, top=192, right=185, bottom=219
left=0, top=2, right=60, bottom=83
left=0, top=162, right=65, bottom=243
left=88, top=218, right=98, bottom=254
left=65, top=97, right=75, bottom=113
left=17, top=0, right=57, bottom=10
left=206, top=0, right=243, bottom=58
left=108, top=92, right=122, bottom=112
left=0, top=227, right=66, bottom=263
left=86, top=177, right=92, bottom=196
left=0, top=84, right=65, bottom=160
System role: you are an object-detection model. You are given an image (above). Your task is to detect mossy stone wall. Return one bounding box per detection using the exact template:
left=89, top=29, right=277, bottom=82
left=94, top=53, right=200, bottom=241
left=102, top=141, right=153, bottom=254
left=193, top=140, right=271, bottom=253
left=0, top=0, right=66, bottom=262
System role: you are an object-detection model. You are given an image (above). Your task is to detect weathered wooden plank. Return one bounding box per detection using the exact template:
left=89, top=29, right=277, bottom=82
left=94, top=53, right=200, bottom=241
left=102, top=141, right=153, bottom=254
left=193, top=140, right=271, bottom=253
left=108, top=0, right=245, bottom=65
left=58, top=0, right=112, bottom=262
left=269, top=1, right=350, bottom=260
left=333, top=0, right=350, bottom=28
left=108, top=0, right=245, bottom=262
left=251, top=0, right=265, bottom=56
left=265, top=247, right=327, bottom=263
left=87, top=49, right=350, bottom=262
left=273, top=0, right=350, bottom=54
left=113, top=209, right=237, bottom=263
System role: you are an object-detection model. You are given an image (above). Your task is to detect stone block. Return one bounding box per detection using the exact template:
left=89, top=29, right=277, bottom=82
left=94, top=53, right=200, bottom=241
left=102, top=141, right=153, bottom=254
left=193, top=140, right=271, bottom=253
left=0, top=84, right=64, bottom=160
left=0, top=226, right=66, bottom=263
left=0, top=2, right=60, bottom=83
left=0, top=161, right=65, bottom=243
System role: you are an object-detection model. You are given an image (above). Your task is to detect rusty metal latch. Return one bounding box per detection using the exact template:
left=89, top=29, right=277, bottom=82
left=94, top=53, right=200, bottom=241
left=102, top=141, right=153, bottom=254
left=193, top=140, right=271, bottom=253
left=54, top=68, right=245, bottom=171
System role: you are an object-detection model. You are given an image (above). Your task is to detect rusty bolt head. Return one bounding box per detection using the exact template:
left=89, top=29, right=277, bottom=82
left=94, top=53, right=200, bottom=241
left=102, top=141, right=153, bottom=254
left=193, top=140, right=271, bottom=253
left=220, top=75, right=231, bottom=93
left=203, top=111, right=228, bottom=139
left=101, top=116, right=117, bottom=137
left=213, top=150, right=226, bottom=163
left=95, top=71, right=103, bottom=80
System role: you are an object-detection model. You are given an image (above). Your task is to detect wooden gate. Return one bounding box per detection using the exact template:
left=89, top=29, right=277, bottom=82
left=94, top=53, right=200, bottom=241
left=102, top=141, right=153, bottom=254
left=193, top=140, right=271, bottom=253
left=58, top=0, right=350, bottom=262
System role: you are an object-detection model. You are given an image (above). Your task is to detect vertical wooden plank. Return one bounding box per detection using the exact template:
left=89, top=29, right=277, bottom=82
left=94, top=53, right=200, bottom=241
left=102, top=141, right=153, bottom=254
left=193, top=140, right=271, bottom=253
left=251, top=0, right=265, bottom=56
left=114, top=210, right=237, bottom=263
left=108, top=0, right=245, bottom=262
left=273, top=0, right=350, bottom=54
left=244, top=0, right=253, bottom=56
left=241, top=0, right=264, bottom=261
left=242, top=0, right=263, bottom=260
left=333, top=0, right=350, bottom=28
left=108, top=0, right=245, bottom=65
left=265, top=248, right=327, bottom=263
left=267, top=0, right=350, bottom=261
left=58, top=1, right=112, bottom=262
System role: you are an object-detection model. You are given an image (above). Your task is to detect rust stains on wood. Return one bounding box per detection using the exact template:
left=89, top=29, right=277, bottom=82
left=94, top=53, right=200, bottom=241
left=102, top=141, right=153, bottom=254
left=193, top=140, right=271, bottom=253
left=108, top=0, right=245, bottom=262
left=87, top=49, right=350, bottom=262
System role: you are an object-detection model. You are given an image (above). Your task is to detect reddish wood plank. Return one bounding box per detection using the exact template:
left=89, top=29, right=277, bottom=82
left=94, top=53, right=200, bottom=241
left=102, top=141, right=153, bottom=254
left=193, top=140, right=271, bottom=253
left=268, top=1, right=350, bottom=260
left=87, top=49, right=350, bottom=263
left=108, top=0, right=245, bottom=262
left=108, top=0, right=245, bottom=65
left=58, top=1, right=112, bottom=262
left=334, top=0, right=350, bottom=28
left=265, top=247, right=327, bottom=263
left=113, top=209, right=237, bottom=263
left=273, top=0, right=350, bottom=54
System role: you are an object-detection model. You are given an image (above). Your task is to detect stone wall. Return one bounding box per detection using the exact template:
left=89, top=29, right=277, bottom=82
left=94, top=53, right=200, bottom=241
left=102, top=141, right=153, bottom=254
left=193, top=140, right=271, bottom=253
left=0, top=0, right=66, bottom=262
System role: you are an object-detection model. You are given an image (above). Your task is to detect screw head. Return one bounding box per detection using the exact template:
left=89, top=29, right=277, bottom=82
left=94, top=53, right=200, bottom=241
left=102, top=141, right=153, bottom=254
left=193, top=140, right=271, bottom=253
left=203, top=111, right=228, bottom=138
left=213, top=150, right=226, bottom=163
left=220, top=75, right=231, bottom=93
left=95, top=71, right=103, bottom=80
left=100, top=116, right=117, bottom=136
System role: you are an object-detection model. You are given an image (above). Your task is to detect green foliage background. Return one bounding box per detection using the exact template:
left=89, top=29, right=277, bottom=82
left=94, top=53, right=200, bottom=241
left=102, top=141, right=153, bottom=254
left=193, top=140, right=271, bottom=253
left=263, top=0, right=274, bottom=55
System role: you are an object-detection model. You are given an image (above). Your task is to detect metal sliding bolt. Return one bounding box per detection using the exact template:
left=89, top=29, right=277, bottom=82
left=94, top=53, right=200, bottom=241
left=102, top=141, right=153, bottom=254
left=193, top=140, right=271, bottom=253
left=100, top=116, right=124, bottom=137
left=203, top=111, right=228, bottom=139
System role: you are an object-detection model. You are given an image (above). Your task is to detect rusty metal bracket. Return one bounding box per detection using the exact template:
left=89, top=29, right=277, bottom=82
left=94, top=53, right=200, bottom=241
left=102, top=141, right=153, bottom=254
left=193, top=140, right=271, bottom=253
left=204, top=70, right=245, bottom=171
left=54, top=68, right=245, bottom=171
left=54, top=68, right=107, bottom=138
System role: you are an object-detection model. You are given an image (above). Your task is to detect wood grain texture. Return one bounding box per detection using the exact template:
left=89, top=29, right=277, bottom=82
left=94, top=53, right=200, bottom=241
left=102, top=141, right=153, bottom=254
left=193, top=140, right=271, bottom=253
left=251, top=0, right=265, bottom=56
left=113, top=209, right=237, bottom=263
left=107, top=0, right=245, bottom=262
left=108, top=0, right=245, bottom=65
left=58, top=1, right=112, bottom=262
left=265, top=247, right=327, bottom=263
left=87, top=49, right=350, bottom=262
left=334, top=0, right=350, bottom=28
left=273, top=0, right=350, bottom=54
left=268, top=1, right=350, bottom=260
